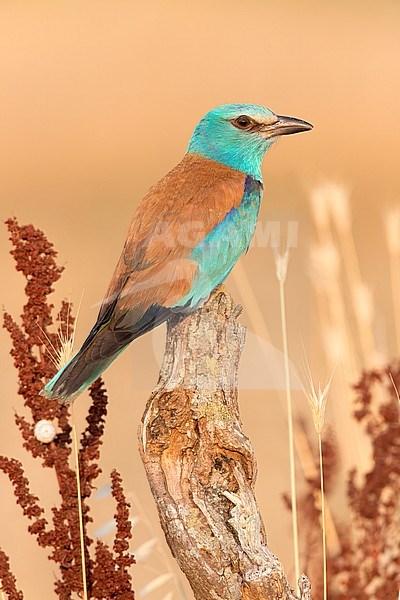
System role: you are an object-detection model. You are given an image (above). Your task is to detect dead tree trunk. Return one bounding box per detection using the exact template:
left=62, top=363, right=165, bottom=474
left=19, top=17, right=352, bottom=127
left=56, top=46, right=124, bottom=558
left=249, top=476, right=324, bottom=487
left=138, top=288, right=311, bottom=600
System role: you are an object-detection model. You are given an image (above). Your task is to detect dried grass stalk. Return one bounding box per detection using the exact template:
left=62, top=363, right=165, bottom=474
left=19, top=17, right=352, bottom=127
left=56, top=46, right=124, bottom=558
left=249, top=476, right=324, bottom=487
left=300, top=345, right=334, bottom=600
left=274, top=247, right=300, bottom=589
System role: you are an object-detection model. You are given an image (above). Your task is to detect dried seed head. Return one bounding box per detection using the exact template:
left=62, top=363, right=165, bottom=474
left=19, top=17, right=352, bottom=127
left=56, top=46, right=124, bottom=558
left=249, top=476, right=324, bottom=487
left=384, top=207, right=400, bottom=255
left=325, top=182, right=351, bottom=232
left=37, top=298, right=80, bottom=370
left=56, top=337, right=75, bottom=370
left=354, top=282, right=374, bottom=324
left=273, top=249, right=290, bottom=284
left=300, top=341, right=335, bottom=435
left=310, top=242, right=340, bottom=280
left=323, top=328, right=346, bottom=364
left=309, top=186, right=330, bottom=230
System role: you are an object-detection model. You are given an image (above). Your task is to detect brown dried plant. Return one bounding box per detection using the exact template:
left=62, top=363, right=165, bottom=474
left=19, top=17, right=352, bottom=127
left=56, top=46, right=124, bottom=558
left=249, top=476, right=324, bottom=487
left=295, top=363, right=400, bottom=599
left=0, top=218, right=135, bottom=599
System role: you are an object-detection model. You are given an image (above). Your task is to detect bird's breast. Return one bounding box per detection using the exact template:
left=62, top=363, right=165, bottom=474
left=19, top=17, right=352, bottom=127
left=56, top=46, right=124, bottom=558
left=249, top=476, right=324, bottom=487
left=173, top=175, right=263, bottom=309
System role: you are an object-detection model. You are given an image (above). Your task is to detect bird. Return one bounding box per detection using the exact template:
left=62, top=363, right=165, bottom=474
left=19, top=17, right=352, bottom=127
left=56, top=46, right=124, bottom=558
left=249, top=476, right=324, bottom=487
left=42, top=103, right=312, bottom=404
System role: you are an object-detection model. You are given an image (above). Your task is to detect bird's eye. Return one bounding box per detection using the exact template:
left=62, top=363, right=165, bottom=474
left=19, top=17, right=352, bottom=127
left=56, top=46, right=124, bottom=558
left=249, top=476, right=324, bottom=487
left=232, top=115, right=253, bottom=130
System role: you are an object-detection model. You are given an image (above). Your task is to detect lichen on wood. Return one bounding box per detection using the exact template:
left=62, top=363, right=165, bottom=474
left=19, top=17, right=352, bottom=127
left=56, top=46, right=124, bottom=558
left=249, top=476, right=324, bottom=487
left=139, top=287, right=311, bottom=600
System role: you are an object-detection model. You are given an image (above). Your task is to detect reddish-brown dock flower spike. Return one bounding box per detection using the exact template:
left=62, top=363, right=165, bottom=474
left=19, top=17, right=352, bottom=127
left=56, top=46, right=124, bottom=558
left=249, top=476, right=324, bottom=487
left=1, top=218, right=135, bottom=598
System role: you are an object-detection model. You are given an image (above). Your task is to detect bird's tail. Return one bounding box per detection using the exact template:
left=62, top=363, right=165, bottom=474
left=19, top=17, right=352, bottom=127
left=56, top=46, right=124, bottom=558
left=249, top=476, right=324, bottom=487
left=41, top=325, right=131, bottom=405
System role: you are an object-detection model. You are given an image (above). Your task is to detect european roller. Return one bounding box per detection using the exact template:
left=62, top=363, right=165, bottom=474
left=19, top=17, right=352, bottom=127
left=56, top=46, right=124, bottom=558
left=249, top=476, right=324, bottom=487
left=42, top=103, right=312, bottom=404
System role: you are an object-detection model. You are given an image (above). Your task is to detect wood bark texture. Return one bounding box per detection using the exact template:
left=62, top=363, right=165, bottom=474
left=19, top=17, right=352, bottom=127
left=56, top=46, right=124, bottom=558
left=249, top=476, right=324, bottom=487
left=138, top=288, right=311, bottom=600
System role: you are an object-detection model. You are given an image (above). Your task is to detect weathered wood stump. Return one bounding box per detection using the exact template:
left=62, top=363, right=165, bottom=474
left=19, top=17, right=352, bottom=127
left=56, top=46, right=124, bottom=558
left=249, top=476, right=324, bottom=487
left=138, top=288, right=311, bottom=600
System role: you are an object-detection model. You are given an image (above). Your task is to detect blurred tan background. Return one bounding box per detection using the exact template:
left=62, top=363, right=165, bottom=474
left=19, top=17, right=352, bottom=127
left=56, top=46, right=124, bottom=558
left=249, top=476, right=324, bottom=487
left=1, top=1, right=399, bottom=598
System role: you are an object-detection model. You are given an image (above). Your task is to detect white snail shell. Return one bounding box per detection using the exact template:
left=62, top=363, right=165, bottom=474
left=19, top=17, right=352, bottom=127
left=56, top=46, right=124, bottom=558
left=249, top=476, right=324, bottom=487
left=34, top=419, right=56, bottom=444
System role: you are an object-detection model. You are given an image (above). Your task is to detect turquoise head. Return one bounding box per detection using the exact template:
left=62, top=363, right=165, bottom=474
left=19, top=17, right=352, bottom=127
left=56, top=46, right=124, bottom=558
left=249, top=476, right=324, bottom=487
left=187, top=103, right=312, bottom=181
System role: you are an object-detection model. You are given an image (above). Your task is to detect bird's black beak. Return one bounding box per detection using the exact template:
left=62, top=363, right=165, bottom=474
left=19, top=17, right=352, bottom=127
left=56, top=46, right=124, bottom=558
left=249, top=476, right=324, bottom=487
left=262, top=115, right=313, bottom=139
